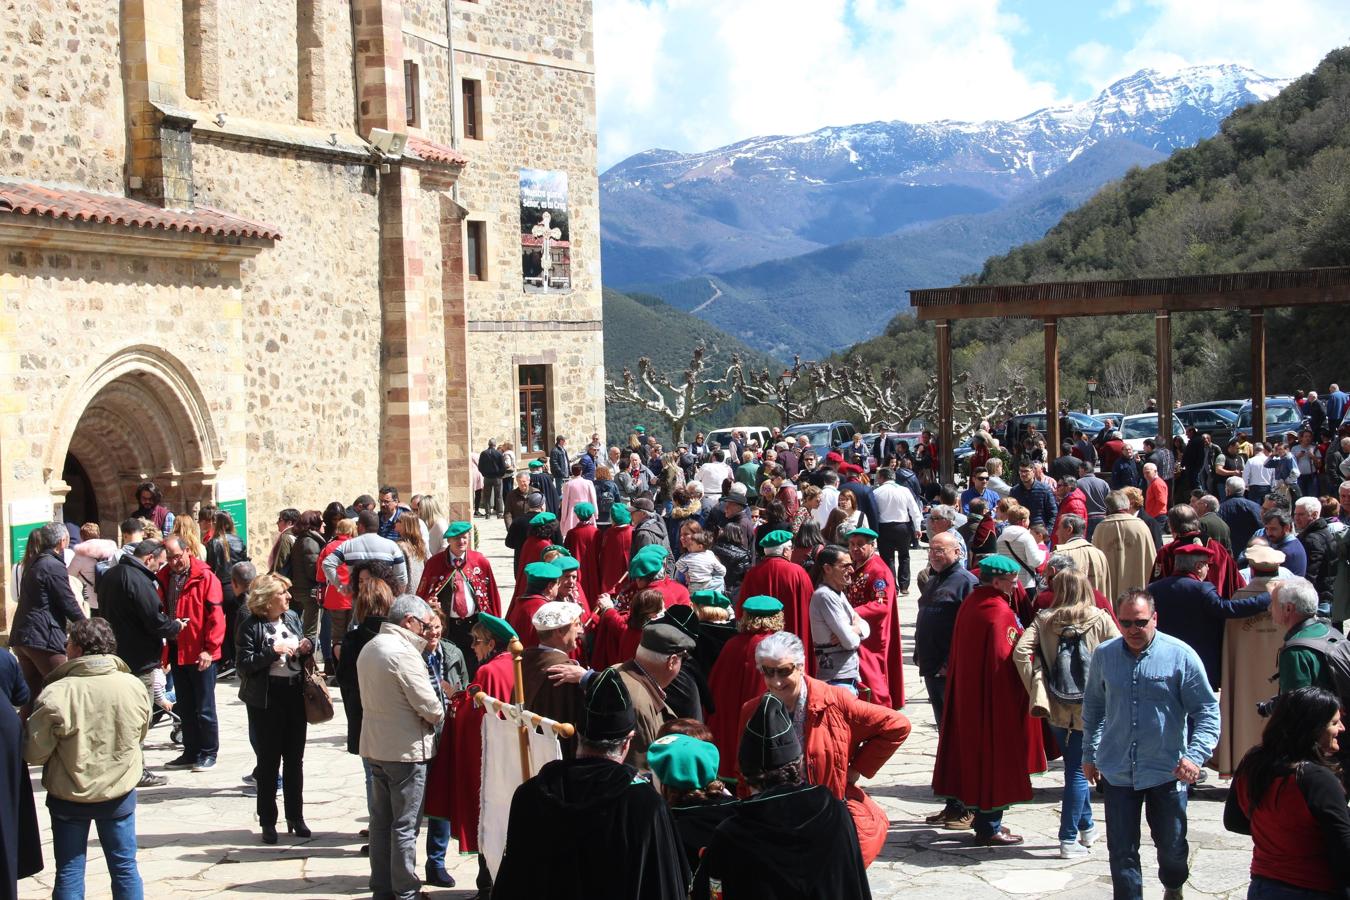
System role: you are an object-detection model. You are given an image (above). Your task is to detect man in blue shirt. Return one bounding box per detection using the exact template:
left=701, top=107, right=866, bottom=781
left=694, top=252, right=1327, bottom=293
left=1082, top=590, right=1219, bottom=900
left=959, top=468, right=999, bottom=515
left=1327, top=383, right=1349, bottom=430
left=1262, top=508, right=1307, bottom=577
left=1217, top=476, right=1263, bottom=555
left=1010, top=463, right=1057, bottom=527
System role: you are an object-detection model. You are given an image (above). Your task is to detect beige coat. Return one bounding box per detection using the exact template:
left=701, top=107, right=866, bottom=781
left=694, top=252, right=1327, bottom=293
left=617, top=659, right=676, bottom=770
left=1217, top=574, right=1285, bottom=776
left=25, top=654, right=149, bottom=803
left=1013, top=607, right=1119, bottom=730
left=1092, top=513, right=1157, bottom=603
left=1055, top=538, right=1111, bottom=596
left=356, top=622, right=445, bottom=762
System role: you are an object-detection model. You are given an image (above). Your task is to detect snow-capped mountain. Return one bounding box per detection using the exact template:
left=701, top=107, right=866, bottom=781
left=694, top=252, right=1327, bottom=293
left=601, top=65, right=1288, bottom=287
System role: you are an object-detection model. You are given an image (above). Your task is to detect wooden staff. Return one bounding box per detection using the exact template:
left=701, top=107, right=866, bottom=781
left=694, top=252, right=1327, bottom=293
left=510, top=637, right=530, bottom=783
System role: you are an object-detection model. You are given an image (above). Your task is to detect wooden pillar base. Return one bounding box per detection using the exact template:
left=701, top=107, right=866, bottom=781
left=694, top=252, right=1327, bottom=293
left=936, top=321, right=954, bottom=483
left=1044, top=318, right=1060, bottom=457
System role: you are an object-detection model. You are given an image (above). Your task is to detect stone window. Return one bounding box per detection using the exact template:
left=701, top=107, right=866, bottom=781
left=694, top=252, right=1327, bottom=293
left=404, top=61, right=420, bottom=128
left=462, top=78, right=482, bottom=140
left=466, top=220, right=486, bottom=280
left=519, top=366, right=550, bottom=453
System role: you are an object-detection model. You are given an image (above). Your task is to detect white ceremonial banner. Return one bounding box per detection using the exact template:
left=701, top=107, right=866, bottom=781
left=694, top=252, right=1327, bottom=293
left=478, top=704, right=563, bottom=878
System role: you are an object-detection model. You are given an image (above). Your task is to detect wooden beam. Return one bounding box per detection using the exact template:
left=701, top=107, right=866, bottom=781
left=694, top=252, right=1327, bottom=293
left=1044, top=318, right=1059, bottom=458
left=913, top=284, right=1350, bottom=321
left=1251, top=310, right=1266, bottom=444
left=936, top=320, right=954, bottom=484
left=1156, top=310, right=1173, bottom=446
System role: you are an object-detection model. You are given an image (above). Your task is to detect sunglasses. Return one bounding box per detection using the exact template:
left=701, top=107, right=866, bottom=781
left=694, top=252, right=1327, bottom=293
left=1119, top=618, right=1153, bottom=630
left=759, top=664, right=797, bottom=678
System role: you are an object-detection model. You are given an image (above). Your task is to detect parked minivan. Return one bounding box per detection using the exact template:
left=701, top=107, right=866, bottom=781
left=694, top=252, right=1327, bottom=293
left=782, top=420, right=858, bottom=456
left=706, top=426, right=773, bottom=453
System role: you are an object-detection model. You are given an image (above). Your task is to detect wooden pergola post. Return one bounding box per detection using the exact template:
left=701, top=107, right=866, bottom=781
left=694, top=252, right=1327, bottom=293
left=936, top=320, right=954, bottom=483
left=1044, top=318, right=1059, bottom=456
left=1250, top=310, right=1266, bottom=444
left=1156, top=310, right=1173, bottom=444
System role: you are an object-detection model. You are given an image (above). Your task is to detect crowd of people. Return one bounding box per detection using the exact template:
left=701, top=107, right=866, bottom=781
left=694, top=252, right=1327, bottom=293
left=6, top=393, right=1350, bottom=899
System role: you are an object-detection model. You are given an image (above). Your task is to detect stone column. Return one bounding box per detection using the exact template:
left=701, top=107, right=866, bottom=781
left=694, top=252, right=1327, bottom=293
left=438, top=196, right=474, bottom=521
left=121, top=0, right=195, bottom=209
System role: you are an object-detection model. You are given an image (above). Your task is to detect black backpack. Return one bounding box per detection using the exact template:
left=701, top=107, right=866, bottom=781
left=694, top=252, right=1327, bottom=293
left=1280, top=620, right=1350, bottom=705
left=1041, top=623, right=1090, bottom=705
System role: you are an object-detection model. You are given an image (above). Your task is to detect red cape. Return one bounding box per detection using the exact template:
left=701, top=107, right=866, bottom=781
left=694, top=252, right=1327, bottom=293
left=416, top=549, right=502, bottom=617
left=590, top=607, right=630, bottom=671
left=846, top=553, right=904, bottom=709
left=563, top=522, right=602, bottom=601
left=736, top=556, right=816, bottom=674
left=706, top=631, right=770, bottom=779
left=513, top=536, right=553, bottom=599
left=617, top=576, right=692, bottom=610
left=597, top=525, right=633, bottom=595
left=931, top=586, right=1046, bottom=811
left=430, top=650, right=515, bottom=850
left=1153, top=532, right=1243, bottom=598
left=506, top=593, right=550, bottom=648
left=1050, top=489, right=1087, bottom=549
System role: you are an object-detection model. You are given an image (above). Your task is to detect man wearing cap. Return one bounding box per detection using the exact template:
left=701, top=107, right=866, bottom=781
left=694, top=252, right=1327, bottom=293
left=1153, top=505, right=1242, bottom=598
left=618, top=621, right=696, bottom=769
left=705, top=483, right=755, bottom=551
left=520, top=601, right=585, bottom=758
left=1217, top=544, right=1288, bottom=776
left=615, top=546, right=692, bottom=611
left=737, top=530, right=815, bottom=659
left=706, top=595, right=785, bottom=779
left=506, top=561, right=563, bottom=648
left=527, top=458, right=561, bottom=516
left=597, top=502, right=635, bottom=596
left=415, top=521, right=502, bottom=677
left=494, top=668, right=689, bottom=897
left=1147, top=544, right=1269, bottom=691
left=562, top=502, right=602, bottom=600
left=932, top=555, right=1046, bottom=846
left=690, top=589, right=739, bottom=670
left=846, top=528, right=904, bottom=709
left=631, top=496, right=674, bottom=564
left=554, top=556, right=592, bottom=623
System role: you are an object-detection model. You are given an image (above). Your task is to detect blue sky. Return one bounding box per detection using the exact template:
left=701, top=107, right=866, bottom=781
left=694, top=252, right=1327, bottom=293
left=593, top=0, right=1350, bottom=169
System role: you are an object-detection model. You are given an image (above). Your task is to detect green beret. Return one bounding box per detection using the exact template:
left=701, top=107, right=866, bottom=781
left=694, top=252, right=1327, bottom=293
left=628, top=553, right=663, bottom=579
left=849, top=527, right=879, bottom=541
left=742, top=595, right=784, bottom=616
left=477, top=613, right=517, bottom=643
left=691, top=589, right=732, bottom=609
left=634, top=426, right=646, bottom=434
left=647, top=734, right=719, bottom=791
left=634, top=543, right=669, bottom=559
left=758, top=529, right=793, bottom=548
left=530, top=512, right=558, bottom=526
left=545, top=544, right=571, bottom=557
left=978, top=554, right=1020, bottom=575
left=573, top=502, right=596, bottom=519
left=443, top=521, right=471, bottom=539
left=528, top=459, right=545, bottom=470
left=610, top=504, right=632, bottom=525
left=556, top=555, right=580, bottom=573
left=524, top=561, right=563, bottom=582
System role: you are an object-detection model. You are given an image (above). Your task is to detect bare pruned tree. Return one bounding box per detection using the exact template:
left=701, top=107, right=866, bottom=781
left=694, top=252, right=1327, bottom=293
left=603, top=344, right=738, bottom=444
left=731, top=356, right=847, bottom=428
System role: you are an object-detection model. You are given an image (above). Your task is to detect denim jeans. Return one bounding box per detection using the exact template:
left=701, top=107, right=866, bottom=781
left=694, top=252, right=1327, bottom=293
left=171, top=661, right=218, bottom=760
left=424, top=817, right=450, bottom=869
left=1248, top=876, right=1339, bottom=899
left=923, top=674, right=948, bottom=731
left=827, top=677, right=859, bottom=695
left=1051, top=727, right=1093, bottom=843
left=368, top=759, right=428, bottom=900
left=972, top=810, right=1003, bottom=839
left=1102, top=777, right=1189, bottom=900
left=51, top=806, right=143, bottom=900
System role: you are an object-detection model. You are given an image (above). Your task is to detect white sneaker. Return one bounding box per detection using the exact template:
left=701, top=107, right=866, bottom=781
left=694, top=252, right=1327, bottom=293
left=1060, top=840, right=1090, bottom=859
left=1079, top=825, right=1100, bottom=848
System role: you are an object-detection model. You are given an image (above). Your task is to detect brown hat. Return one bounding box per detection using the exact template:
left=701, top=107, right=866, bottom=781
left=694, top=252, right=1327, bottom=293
left=1245, top=544, right=1286, bottom=570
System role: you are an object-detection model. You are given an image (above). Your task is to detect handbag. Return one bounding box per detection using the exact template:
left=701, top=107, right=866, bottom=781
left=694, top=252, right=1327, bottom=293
left=1007, top=542, right=1049, bottom=596
left=301, top=655, right=334, bottom=724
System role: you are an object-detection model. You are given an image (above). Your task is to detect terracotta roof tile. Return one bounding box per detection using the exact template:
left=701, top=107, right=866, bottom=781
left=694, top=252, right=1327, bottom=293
left=404, top=135, right=468, bottom=167
left=0, top=181, right=282, bottom=241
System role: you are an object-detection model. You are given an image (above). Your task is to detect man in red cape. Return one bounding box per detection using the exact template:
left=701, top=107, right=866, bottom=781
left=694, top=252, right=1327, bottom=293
left=416, top=520, right=502, bottom=676
left=705, top=595, right=781, bottom=779
left=932, top=554, right=1046, bottom=845
left=1153, top=505, right=1242, bottom=597
left=597, top=504, right=634, bottom=595
left=737, top=529, right=815, bottom=673
left=562, top=502, right=602, bottom=601
left=505, top=561, right=562, bottom=648
left=846, top=528, right=904, bottom=708
left=590, top=548, right=689, bottom=670
left=513, top=512, right=557, bottom=600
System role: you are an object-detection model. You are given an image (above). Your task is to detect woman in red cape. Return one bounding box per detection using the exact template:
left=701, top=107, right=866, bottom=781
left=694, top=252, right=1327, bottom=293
left=562, top=506, right=602, bottom=601
left=845, top=530, right=905, bottom=708
left=931, top=559, right=1046, bottom=839
left=596, top=505, right=634, bottom=594
left=736, top=534, right=815, bottom=673
left=705, top=598, right=782, bottom=780
left=589, top=586, right=664, bottom=670
left=513, top=513, right=558, bottom=600
left=426, top=614, right=517, bottom=855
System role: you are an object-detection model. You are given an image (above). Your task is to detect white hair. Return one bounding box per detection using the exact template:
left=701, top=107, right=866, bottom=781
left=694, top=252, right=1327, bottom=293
left=1143, top=463, right=1157, bottom=476
left=1295, top=496, right=1322, bottom=517
left=1274, top=576, right=1319, bottom=619
left=686, top=481, right=703, bottom=496
left=755, top=631, right=805, bottom=668
left=389, top=593, right=431, bottom=623
left=930, top=505, right=958, bottom=524
left=1226, top=476, right=1245, bottom=497
left=761, top=543, right=790, bottom=558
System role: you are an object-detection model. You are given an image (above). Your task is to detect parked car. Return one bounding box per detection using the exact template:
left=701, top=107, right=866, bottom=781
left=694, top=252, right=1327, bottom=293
left=1234, top=397, right=1305, bottom=438
left=783, top=420, right=858, bottom=456
left=996, top=411, right=1104, bottom=448
left=1173, top=405, right=1238, bottom=447
left=1119, top=413, right=1185, bottom=453
left=707, top=426, right=773, bottom=454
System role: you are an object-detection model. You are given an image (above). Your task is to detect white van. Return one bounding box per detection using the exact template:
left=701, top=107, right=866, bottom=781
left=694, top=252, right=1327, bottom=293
left=706, top=425, right=774, bottom=453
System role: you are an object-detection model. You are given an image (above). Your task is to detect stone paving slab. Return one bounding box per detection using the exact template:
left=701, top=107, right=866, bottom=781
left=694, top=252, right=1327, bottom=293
left=20, top=518, right=1256, bottom=899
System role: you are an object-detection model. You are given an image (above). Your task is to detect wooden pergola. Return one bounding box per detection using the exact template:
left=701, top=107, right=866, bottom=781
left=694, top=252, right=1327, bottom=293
left=909, top=267, right=1350, bottom=483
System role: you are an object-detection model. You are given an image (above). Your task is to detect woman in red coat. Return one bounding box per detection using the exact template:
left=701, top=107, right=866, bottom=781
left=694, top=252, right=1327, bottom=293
left=590, top=587, right=664, bottom=671
left=596, top=504, right=634, bottom=595
left=513, top=513, right=558, bottom=600
left=706, top=596, right=781, bottom=780
left=561, top=503, right=602, bottom=601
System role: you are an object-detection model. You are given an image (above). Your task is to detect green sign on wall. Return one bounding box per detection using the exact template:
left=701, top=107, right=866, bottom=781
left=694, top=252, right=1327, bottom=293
left=9, top=522, right=44, bottom=565
left=218, top=498, right=247, bottom=537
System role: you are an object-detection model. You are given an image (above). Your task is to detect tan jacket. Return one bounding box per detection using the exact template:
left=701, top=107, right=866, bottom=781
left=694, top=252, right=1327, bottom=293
left=1055, top=538, right=1111, bottom=596
left=25, top=654, right=149, bottom=803
left=1013, top=607, right=1119, bottom=730
left=356, top=622, right=445, bottom=762
left=617, top=659, right=676, bottom=770
left=1091, top=513, right=1157, bottom=602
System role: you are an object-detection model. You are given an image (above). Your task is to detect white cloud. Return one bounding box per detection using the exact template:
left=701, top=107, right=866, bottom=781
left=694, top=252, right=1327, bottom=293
left=593, top=0, right=1066, bottom=168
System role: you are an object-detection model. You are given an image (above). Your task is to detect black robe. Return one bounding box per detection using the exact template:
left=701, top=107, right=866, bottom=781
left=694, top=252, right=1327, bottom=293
left=494, top=757, right=690, bottom=899
left=529, top=471, right=561, bottom=517
left=0, top=650, right=41, bottom=898
left=671, top=796, right=738, bottom=873
left=694, top=783, right=871, bottom=900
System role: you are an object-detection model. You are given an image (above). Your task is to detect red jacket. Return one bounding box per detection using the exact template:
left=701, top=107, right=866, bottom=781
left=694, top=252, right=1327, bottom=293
left=1051, top=488, right=1088, bottom=547
left=157, top=556, right=225, bottom=665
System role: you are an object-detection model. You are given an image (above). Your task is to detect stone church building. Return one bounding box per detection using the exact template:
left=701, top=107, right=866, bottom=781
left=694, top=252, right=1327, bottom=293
left=0, top=0, right=605, bottom=619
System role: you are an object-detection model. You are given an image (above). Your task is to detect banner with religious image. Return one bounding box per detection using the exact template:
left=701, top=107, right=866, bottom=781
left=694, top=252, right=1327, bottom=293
left=519, top=168, right=571, bottom=292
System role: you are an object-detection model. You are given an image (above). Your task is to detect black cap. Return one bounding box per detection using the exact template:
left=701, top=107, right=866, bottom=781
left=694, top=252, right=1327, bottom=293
left=739, top=693, right=801, bottom=775
left=661, top=605, right=700, bottom=645
left=580, top=668, right=636, bottom=742
left=639, top=621, right=696, bottom=656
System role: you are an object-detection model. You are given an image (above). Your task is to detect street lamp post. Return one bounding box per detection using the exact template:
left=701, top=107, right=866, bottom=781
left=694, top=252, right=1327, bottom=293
left=1086, top=377, right=1098, bottom=416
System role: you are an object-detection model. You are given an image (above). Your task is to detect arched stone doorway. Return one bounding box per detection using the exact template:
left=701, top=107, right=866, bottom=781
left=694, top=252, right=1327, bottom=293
left=47, top=347, right=224, bottom=537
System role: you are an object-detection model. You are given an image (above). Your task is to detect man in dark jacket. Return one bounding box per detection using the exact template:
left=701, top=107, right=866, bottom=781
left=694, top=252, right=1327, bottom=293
left=913, top=533, right=977, bottom=732
left=1009, top=463, right=1058, bottom=527
left=1218, top=476, right=1264, bottom=554
left=1295, top=496, right=1337, bottom=616
left=549, top=435, right=571, bottom=498
left=477, top=438, right=507, bottom=518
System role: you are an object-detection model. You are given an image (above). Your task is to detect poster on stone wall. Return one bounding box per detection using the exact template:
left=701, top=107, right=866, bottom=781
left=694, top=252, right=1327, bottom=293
left=519, top=168, right=571, bottom=292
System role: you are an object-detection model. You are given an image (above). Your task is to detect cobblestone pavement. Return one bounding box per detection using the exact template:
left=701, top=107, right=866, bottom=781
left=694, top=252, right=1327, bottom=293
left=20, top=518, right=1255, bottom=899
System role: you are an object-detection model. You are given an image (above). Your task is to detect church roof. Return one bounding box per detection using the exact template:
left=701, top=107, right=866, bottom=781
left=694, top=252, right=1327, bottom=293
left=0, top=180, right=282, bottom=241
left=405, top=135, right=468, bottom=167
